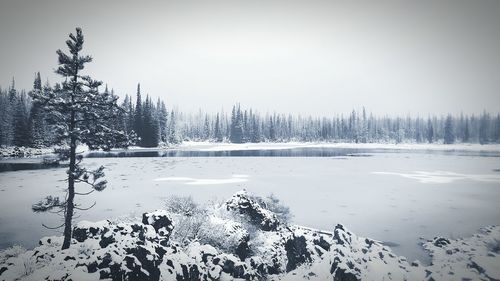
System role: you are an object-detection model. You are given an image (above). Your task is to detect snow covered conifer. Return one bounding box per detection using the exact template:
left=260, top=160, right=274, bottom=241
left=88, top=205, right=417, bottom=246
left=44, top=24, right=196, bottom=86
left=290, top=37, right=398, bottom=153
left=444, top=114, right=455, bottom=144
left=427, top=118, right=434, bottom=143
left=214, top=113, right=223, bottom=142
left=31, top=28, right=133, bottom=250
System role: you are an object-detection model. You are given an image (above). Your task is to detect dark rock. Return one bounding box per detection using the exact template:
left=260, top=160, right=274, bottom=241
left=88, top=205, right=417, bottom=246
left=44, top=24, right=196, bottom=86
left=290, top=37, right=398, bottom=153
left=330, top=257, right=360, bottom=281
left=235, top=239, right=250, bottom=261
left=469, top=261, right=485, bottom=274
left=72, top=227, right=88, bottom=243
left=38, top=237, right=52, bottom=245
left=189, top=264, right=201, bottom=281
left=233, top=264, right=246, bottom=279
left=313, top=236, right=331, bottom=251
left=72, top=221, right=110, bottom=242
left=125, top=246, right=161, bottom=281
left=98, top=253, right=113, bottom=269
left=155, top=246, right=167, bottom=258
left=285, top=235, right=311, bottom=272
left=87, top=261, right=98, bottom=273
left=433, top=237, right=451, bottom=248
left=222, top=259, right=235, bottom=274
left=332, top=267, right=360, bottom=281
left=142, top=210, right=174, bottom=238
left=0, top=267, right=8, bottom=276
left=365, top=238, right=375, bottom=248
left=124, top=255, right=150, bottom=281
left=99, top=231, right=116, bottom=248
left=202, top=253, right=214, bottom=263
left=178, top=264, right=190, bottom=281
left=333, top=224, right=352, bottom=246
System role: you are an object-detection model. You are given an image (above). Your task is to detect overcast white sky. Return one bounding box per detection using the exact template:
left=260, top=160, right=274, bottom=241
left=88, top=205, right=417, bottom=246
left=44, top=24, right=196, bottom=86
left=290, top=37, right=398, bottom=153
left=1, top=0, right=499, bottom=116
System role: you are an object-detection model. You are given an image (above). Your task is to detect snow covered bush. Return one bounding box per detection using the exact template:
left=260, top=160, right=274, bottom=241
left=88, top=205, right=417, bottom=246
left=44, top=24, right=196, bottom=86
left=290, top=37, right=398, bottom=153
left=164, top=195, right=206, bottom=245
left=164, top=195, right=201, bottom=217
left=0, top=245, right=25, bottom=264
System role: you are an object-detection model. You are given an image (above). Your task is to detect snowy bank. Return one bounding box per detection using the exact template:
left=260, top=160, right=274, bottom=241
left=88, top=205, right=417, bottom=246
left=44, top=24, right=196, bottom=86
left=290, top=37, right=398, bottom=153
left=179, top=141, right=500, bottom=152
left=176, top=141, right=500, bottom=153
left=0, top=190, right=499, bottom=281
left=0, top=145, right=89, bottom=159
left=0, top=146, right=54, bottom=158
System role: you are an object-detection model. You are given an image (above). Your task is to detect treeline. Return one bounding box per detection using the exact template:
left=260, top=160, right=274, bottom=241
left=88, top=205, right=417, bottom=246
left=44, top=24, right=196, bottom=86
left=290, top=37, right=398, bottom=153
left=1, top=75, right=500, bottom=148
left=177, top=104, right=500, bottom=144
left=0, top=75, right=179, bottom=148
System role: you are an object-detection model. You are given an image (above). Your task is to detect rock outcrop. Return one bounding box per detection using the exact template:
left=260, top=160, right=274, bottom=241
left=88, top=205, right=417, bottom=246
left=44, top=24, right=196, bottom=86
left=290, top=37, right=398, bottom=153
left=225, top=190, right=280, bottom=231
left=1, top=191, right=499, bottom=281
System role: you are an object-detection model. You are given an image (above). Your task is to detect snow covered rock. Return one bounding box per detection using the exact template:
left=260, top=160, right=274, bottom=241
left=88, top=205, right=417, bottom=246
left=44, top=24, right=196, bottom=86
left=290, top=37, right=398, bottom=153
left=142, top=210, right=174, bottom=239
left=72, top=220, right=111, bottom=243
left=225, top=190, right=280, bottom=231
left=423, top=225, right=500, bottom=281
left=0, top=146, right=52, bottom=158
left=1, top=191, right=499, bottom=281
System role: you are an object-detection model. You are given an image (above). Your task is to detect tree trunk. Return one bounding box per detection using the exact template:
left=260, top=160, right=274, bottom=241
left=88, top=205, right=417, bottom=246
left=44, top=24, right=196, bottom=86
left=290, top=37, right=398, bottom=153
left=62, top=128, right=76, bottom=250
left=62, top=66, right=78, bottom=250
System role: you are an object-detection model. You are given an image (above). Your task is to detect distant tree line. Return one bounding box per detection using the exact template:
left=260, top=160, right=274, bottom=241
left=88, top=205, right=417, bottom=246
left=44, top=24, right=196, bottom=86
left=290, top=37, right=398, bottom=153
left=178, top=104, right=500, bottom=145
left=1, top=78, right=500, bottom=147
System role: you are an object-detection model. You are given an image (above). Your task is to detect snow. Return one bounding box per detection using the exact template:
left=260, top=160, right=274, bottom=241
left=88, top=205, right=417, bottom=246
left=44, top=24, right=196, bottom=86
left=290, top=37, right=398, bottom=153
left=0, top=191, right=499, bottom=280
left=177, top=141, right=500, bottom=153
left=0, top=146, right=54, bottom=158
left=154, top=175, right=249, bottom=185
left=0, top=145, right=89, bottom=159
left=373, top=170, right=500, bottom=184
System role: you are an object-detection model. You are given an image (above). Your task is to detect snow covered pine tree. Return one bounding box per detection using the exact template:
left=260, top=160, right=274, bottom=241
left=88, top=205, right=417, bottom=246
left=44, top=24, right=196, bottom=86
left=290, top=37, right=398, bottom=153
left=31, top=28, right=134, bottom=250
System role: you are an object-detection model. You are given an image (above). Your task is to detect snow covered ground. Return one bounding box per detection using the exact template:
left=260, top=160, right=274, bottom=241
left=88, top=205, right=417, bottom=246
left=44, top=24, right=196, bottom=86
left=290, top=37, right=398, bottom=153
left=176, top=141, right=500, bottom=153
left=1, top=190, right=499, bottom=281
left=0, top=148, right=499, bottom=265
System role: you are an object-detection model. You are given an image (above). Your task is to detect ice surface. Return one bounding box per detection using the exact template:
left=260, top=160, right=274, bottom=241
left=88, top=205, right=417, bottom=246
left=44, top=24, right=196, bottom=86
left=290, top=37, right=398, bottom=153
left=373, top=170, right=500, bottom=184
left=154, top=175, right=249, bottom=185
left=0, top=148, right=499, bottom=264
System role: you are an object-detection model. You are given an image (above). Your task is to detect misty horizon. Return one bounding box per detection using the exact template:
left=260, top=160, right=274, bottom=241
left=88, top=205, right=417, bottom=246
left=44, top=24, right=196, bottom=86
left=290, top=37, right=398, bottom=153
left=1, top=0, right=500, bottom=116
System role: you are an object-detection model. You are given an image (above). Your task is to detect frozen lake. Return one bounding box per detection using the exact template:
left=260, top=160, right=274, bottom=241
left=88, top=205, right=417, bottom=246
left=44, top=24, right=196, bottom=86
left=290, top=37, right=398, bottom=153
left=1, top=147, right=499, bottom=264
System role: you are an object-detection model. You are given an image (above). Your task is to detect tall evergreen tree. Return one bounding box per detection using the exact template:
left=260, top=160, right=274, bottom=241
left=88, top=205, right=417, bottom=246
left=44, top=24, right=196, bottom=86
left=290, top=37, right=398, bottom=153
left=479, top=111, right=490, bottom=144
left=13, top=90, right=31, bottom=147
left=157, top=99, right=168, bottom=143
left=203, top=115, right=210, bottom=140
left=214, top=113, right=223, bottom=142
left=427, top=118, right=434, bottom=143
left=0, top=79, right=16, bottom=145
left=495, top=114, right=500, bottom=143
left=31, top=28, right=133, bottom=250
left=134, top=83, right=143, bottom=142
left=29, top=72, right=49, bottom=147
left=168, top=110, right=179, bottom=144
left=444, top=115, right=454, bottom=144
left=463, top=118, right=470, bottom=143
